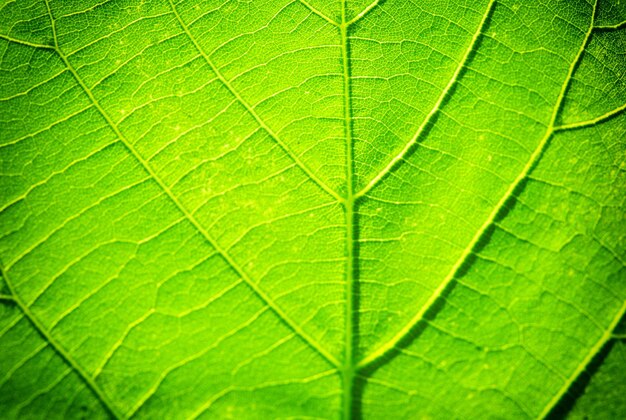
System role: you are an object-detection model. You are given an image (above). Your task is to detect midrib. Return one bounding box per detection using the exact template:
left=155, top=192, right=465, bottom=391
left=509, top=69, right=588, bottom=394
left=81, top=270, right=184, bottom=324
left=337, top=0, right=603, bottom=418
left=340, top=0, right=356, bottom=418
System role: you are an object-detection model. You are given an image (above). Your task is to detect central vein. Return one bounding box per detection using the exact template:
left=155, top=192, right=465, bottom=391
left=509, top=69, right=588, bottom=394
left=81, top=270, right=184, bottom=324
left=340, top=1, right=356, bottom=418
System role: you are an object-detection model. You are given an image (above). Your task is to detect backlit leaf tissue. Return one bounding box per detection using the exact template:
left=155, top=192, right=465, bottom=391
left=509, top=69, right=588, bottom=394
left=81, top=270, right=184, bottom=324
left=1, top=0, right=625, bottom=418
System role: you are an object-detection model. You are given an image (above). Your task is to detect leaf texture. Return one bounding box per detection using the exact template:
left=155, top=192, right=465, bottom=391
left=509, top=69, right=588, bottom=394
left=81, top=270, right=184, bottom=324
left=0, top=0, right=625, bottom=418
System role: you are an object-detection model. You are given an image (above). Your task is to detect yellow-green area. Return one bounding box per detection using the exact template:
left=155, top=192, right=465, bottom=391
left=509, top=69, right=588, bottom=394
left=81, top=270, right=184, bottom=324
left=1, top=0, right=625, bottom=418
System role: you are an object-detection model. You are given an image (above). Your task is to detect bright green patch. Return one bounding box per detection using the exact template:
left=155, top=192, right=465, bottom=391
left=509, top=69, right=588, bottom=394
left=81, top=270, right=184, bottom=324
left=1, top=0, right=625, bottom=418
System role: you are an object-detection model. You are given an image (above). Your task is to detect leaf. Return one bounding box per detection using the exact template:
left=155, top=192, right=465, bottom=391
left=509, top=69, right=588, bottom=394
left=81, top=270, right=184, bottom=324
left=0, top=0, right=625, bottom=418
left=557, top=339, right=626, bottom=419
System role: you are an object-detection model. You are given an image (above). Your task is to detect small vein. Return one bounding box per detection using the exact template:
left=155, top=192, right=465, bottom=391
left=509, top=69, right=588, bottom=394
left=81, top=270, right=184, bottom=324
left=42, top=0, right=340, bottom=371
left=553, top=102, right=626, bottom=132
left=346, top=0, right=381, bottom=27
left=297, top=0, right=340, bottom=27
left=0, top=342, right=48, bottom=390
left=357, top=0, right=599, bottom=371
left=127, top=306, right=269, bottom=418
left=0, top=264, right=122, bottom=419
left=167, top=0, right=344, bottom=204
left=12, top=367, right=73, bottom=415
left=0, top=34, right=55, bottom=50
left=594, top=20, right=626, bottom=30
left=190, top=369, right=338, bottom=419
left=354, top=0, right=497, bottom=199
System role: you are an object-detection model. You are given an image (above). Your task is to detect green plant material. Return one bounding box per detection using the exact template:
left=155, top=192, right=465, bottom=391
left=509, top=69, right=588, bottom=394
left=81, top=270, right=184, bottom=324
left=1, top=0, right=625, bottom=418
left=562, top=339, right=626, bottom=420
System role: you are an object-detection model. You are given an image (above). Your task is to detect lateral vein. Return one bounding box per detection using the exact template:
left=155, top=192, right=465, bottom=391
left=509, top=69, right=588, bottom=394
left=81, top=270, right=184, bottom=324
left=0, top=264, right=122, bottom=419
left=538, top=300, right=626, bottom=419
left=354, top=0, right=497, bottom=199
left=594, top=20, right=626, bottom=30
left=42, top=0, right=340, bottom=371
left=553, top=102, right=626, bottom=132
left=357, top=0, right=599, bottom=371
left=346, top=0, right=381, bottom=27
left=167, top=0, right=344, bottom=204
left=0, top=34, right=55, bottom=50
left=297, top=0, right=340, bottom=27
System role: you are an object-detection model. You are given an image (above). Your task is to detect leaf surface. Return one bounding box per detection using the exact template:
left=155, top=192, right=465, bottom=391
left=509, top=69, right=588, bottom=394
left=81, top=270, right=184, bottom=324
left=0, top=0, right=625, bottom=418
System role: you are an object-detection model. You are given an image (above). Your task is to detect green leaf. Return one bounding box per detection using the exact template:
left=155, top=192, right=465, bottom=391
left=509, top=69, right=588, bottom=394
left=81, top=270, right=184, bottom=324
left=559, top=339, right=626, bottom=420
left=1, top=0, right=625, bottom=418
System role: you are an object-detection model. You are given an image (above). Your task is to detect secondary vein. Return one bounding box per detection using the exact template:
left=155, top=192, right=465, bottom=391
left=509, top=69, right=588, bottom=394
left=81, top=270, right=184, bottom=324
left=42, top=0, right=340, bottom=372
left=357, top=0, right=599, bottom=371
left=167, top=0, right=345, bottom=204
left=345, top=0, right=381, bottom=27
left=538, top=300, right=626, bottom=419
left=297, top=0, right=340, bottom=27
left=0, top=34, right=55, bottom=50
left=0, top=264, right=122, bottom=419
left=354, top=0, right=497, bottom=199
left=553, top=102, right=626, bottom=132
left=593, top=19, right=626, bottom=30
